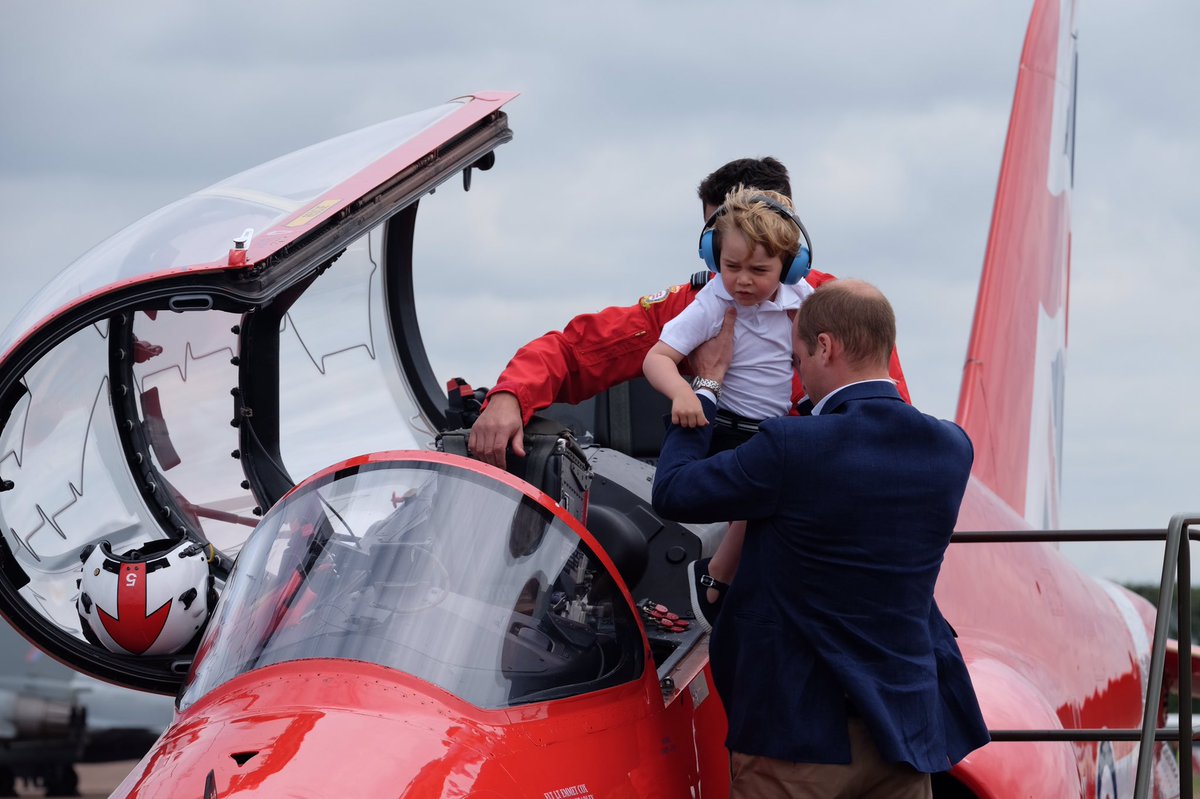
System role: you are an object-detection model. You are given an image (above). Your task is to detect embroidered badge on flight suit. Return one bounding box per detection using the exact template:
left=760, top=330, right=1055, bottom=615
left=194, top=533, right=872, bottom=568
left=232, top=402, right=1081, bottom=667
left=639, top=284, right=683, bottom=310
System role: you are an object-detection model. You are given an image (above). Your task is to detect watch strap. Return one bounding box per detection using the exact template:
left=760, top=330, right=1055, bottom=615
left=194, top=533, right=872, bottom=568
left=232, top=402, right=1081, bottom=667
left=691, top=376, right=722, bottom=402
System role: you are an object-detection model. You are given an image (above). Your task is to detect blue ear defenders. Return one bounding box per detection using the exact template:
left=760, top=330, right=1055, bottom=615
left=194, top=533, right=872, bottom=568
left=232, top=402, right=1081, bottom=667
left=698, top=194, right=813, bottom=285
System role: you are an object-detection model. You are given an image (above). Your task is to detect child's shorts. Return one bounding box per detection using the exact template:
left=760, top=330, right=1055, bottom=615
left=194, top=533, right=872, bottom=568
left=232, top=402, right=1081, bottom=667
left=709, top=410, right=764, bottom=456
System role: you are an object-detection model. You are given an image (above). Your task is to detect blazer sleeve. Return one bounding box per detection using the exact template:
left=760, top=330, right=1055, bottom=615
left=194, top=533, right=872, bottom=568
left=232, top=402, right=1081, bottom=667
left=652, top=397, right=784, bottom=523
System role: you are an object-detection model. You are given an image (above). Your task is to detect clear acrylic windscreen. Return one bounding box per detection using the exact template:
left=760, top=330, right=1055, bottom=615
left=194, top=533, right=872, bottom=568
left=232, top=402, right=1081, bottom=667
left=180, top=460, right=642, bottom=710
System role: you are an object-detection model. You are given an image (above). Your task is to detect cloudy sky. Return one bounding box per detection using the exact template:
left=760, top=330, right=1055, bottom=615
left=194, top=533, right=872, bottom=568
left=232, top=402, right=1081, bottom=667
left=1, top=1, right=1196, bottom=585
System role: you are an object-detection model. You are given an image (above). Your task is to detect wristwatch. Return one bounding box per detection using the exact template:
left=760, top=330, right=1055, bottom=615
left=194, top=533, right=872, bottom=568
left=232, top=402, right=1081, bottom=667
left=691, top=376, right=722, bottom=402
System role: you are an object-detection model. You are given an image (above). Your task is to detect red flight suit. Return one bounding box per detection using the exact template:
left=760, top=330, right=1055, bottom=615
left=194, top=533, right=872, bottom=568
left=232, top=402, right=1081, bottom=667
left=486, top=269, right=911, bottom=424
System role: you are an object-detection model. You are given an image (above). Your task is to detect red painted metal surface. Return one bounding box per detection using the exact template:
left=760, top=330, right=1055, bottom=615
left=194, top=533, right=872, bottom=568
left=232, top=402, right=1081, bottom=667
left=112, top=656, right=728, bottom=797
left=940, top=479, right=1152, bottom=797
left=956, top=0, right=1072, bottom=526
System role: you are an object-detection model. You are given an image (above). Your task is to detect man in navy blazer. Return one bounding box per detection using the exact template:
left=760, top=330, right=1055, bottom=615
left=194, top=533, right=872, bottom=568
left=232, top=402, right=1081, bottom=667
left=652, top=280, right=988, bottom=798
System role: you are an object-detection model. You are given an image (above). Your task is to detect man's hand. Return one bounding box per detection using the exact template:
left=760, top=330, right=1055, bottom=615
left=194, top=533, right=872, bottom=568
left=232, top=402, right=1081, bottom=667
left=688, top=307, right=735, bottom=383
left=468, top=392, right=526, bottom=469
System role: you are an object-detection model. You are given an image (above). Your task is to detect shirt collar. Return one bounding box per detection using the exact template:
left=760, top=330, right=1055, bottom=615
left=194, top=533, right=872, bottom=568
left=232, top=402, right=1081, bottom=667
left=810, top=379, right=897, bottom=416
left=710, top=277, right=810, bottom=310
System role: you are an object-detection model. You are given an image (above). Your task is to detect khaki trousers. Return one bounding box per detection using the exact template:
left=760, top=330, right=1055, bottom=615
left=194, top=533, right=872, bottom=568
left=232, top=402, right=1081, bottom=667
left=729, top=718, right=932, bottom=799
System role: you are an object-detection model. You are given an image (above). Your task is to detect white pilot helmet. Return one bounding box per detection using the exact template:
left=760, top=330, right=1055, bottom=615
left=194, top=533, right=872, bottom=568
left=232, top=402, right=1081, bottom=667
left=76, top=538, right=216, bottom=657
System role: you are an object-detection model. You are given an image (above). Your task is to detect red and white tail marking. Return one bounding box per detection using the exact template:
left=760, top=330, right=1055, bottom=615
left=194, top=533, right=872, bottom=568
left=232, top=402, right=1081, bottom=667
left=956, top=0, right=1078, bottom=528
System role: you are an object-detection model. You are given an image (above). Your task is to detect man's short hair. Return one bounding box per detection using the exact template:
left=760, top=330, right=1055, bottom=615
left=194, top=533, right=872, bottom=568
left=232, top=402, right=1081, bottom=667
left=714, top=188, right=801, bottom=268
left=795, top=280, right=895, bottom=368
left=698, top=157, right=791, bottom=207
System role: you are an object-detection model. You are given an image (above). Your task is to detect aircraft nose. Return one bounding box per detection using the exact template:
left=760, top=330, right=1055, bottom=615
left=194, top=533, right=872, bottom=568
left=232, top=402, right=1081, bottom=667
left=109, top=665, right=525, bottom=798
left=113, top=707, right=523, bottom=798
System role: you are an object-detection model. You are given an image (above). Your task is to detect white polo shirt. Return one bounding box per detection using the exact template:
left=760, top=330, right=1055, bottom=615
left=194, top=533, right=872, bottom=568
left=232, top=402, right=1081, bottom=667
left=659, top=277, right=813, bottom=420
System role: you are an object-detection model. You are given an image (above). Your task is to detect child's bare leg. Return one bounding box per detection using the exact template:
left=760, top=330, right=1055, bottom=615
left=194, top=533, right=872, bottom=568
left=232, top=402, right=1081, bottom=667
left=707, top=520, right=746, bottom=602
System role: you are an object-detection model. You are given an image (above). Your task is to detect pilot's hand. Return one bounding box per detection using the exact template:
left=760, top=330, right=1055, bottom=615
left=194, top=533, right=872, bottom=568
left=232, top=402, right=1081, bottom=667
left=133, top=336, right=164, bottom=363
left=671, top=392, right=708, bottom=429
left=688, top=307, right=735, bottom=384
left=468, top=392, right=526, bottom=469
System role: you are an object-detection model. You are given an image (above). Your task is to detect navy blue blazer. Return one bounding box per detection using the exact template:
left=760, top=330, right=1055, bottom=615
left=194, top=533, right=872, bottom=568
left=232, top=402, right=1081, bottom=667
left=652, top=381, right=989, bottom=772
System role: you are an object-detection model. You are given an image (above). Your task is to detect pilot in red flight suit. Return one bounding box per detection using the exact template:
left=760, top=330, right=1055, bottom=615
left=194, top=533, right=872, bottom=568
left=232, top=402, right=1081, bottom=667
left=468, top=156, right=911, bottom=470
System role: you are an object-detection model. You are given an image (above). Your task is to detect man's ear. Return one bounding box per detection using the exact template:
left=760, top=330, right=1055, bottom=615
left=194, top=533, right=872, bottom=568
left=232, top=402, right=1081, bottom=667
left=816, top=332, right=835, bottom=363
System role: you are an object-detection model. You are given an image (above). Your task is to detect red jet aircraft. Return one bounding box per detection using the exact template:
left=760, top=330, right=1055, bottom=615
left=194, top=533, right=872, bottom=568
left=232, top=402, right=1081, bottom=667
left=0, top=0, right=1187, bottom=796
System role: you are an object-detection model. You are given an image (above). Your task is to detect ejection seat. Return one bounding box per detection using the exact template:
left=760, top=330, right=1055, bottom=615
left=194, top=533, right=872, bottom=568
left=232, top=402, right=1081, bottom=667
left=438, top=401, right=650, bottom=592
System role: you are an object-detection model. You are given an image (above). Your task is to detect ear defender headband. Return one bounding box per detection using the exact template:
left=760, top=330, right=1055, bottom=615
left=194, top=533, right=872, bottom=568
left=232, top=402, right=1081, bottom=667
left=698, top=195, right=813, bottom=285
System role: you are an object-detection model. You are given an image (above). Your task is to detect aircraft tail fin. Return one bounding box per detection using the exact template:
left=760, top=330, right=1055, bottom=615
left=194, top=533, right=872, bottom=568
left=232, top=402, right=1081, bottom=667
left=955, top=0, right=1078, bottom=529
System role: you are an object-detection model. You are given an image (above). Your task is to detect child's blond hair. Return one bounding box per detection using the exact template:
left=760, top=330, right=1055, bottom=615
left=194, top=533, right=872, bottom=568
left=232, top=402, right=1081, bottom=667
left=714, top=187, right=801, bottom=268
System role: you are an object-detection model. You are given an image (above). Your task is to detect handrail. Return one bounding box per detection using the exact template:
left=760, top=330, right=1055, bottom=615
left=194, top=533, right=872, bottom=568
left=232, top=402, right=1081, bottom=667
left=1180, top=520, right=1194, bottom=799
left=948, top=514, right=1200, bottom=799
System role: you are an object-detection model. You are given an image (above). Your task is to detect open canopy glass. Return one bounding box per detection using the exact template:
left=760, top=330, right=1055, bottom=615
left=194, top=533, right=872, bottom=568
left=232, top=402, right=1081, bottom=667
left=0, top=93, right=517, bottom=692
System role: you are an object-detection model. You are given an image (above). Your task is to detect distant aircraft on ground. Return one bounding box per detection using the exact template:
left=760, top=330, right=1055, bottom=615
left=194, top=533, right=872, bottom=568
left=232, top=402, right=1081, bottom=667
left=0, top=0, right=1187, bottom=796
left=0, top=623, right=170, bottom=796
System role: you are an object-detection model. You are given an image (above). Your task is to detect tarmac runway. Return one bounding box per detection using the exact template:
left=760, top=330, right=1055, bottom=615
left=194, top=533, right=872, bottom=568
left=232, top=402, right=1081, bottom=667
left=15, top=762, right=137, bottom=799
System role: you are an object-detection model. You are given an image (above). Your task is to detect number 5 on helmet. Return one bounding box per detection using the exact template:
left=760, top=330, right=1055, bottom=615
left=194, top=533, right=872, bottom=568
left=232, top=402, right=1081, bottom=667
left=77, top=538, right=217, bottom=657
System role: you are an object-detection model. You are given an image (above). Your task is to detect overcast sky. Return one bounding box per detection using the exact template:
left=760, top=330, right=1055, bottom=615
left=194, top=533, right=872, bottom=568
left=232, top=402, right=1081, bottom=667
left=1, top=1, right=1197, bottom=585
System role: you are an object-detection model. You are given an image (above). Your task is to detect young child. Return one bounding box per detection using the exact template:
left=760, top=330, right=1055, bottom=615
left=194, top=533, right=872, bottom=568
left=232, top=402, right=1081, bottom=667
left=642, top=187, right=812, bottom=631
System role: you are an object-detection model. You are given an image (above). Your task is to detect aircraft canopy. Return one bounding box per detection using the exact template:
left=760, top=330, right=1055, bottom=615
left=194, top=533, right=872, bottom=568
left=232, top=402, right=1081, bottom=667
left=0, top=93, right=516, bottom=692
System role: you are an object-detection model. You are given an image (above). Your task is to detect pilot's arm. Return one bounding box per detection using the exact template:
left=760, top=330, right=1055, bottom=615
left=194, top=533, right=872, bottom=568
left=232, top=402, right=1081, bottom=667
left=470, top=281, right=699, bottom=468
